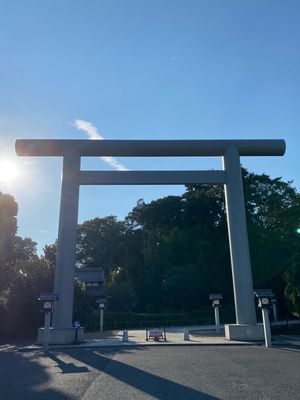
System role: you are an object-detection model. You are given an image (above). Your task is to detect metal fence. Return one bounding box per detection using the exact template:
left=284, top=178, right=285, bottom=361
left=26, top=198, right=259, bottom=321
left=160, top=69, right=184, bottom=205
left=85, top=315, right=236, bottom=332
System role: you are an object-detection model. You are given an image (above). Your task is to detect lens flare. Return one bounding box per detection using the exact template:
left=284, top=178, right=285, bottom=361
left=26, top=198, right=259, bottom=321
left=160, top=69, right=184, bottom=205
left=0, top=160, right=18, bottom=182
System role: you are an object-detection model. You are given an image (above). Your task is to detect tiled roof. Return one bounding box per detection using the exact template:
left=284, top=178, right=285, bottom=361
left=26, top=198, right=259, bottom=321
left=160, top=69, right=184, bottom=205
left=75, top=267, right=105, bottom=283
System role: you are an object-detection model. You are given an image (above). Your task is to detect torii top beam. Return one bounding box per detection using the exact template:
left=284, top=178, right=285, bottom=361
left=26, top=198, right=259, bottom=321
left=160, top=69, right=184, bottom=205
left=16, top=139, right=286, bottom=157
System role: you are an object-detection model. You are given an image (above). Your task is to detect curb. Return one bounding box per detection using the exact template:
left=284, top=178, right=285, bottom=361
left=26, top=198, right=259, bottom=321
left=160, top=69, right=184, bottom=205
left=18, top=340, right=266, bottom=352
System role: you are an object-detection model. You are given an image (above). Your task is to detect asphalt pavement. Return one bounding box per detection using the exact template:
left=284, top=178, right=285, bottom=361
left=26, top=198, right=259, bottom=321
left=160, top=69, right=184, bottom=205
left=1, top=340, right=300, bottom=400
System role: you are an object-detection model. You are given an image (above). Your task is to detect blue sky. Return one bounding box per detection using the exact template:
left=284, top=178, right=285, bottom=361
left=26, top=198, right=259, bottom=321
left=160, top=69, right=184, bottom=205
left=0, top=0, right=299, bottom=253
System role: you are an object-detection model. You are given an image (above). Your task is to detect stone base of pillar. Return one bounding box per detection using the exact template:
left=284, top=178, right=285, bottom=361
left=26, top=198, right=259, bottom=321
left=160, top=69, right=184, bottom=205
left=37, top=327, right=84, bottom=345
left=225, top=324, right=264, bottom=341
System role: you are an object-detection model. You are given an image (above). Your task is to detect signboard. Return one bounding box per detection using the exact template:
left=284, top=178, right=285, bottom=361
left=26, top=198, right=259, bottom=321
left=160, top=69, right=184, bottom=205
left=254, top=289, right=274, bottom=299
left=43, top=301, right=52, bottom=310
left=146, top=328, right=167, bottom=342
left=209, top=294, right=223, bottom=300
left=39, top=293, right=59, bottom=301
left=96, top=297, right=108, bottom=304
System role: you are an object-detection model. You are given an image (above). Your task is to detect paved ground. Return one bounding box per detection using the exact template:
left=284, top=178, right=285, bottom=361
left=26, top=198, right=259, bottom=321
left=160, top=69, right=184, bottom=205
left=19, top=326, right=252, bottom=351
left=1, top=340, right=300, bottom=399
left=73, top=326, right=248, bottom=349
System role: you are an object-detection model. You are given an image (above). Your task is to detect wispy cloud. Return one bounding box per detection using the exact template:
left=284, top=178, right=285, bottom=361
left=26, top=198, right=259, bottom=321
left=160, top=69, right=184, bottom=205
left=73, top=119, right=128, bottom=171
left=35, top=228, right=48, bottom=234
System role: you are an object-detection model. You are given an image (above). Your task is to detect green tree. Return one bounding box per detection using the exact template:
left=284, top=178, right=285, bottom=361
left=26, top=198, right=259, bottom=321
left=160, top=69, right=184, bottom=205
left=43, top=242, right=57, bottom=267
left=124, top=189, right=232, bottom=312
left=0, top=192, right=18, bottom=285
left=0, top=192, right=54, bottom=337
left=284, top=247, right=300, bottom=316
left=105, top=269, right=137, bottom=311
left=242, top=169, right=300, bottom=285
left=73, top=278, right=94, bottom=325
left=77, top=216, right=125, bottom=276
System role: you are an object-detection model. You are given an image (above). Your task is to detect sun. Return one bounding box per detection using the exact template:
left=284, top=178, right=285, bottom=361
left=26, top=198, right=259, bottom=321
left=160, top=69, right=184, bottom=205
left=0, top=160, right=18, bottom=182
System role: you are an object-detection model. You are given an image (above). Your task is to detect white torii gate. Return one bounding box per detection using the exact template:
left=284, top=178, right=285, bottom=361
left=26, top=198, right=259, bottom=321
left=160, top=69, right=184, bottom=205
left=16, top=139, right=285, bottom=343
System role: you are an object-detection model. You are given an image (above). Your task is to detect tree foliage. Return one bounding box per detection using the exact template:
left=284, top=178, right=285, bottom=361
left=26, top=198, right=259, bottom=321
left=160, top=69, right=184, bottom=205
left=284, top=248, right=300, bottom=316
left=0, top=192, right=53, bottom=337
left=77, top=216, right=125, bottom=276
left=243, top=169, right=300, bottom=284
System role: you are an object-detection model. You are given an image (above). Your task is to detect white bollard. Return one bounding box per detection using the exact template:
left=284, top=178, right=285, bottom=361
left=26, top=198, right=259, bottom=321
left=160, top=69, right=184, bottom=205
left=184, top=328, right=190, bottom=341
left=122, top=329, right=128, bottom=342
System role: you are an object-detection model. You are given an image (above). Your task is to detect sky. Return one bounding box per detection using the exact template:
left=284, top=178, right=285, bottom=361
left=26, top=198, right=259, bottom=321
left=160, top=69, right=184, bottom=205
left=0, top=0, right=299, bottom=254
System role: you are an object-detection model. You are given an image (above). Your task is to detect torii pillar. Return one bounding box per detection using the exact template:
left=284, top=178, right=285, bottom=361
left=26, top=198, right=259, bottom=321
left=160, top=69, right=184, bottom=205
left=16, top=139, right=286, bottom=343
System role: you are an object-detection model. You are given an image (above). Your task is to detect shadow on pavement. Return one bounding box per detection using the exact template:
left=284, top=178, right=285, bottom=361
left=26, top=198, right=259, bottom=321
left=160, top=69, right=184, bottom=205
left=273, top=335, right=300, bottom=353
left=46, top=352, right=90, bottom=374
left=274, top=342, right=300, bottom=353
left=67, top=348, right=220, bottom=400
left=0, top=347, right=73, bottom=400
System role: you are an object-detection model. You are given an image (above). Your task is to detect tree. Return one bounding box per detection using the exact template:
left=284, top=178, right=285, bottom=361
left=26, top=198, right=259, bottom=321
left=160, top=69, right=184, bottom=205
left=124, top=189, right=232, bottom=312
left=73, top=278, right=94, bottom=325
left=105, top=269, right=137, bottom=311
left=0, top=192, right=54, bottom=337
left=284, top=247, right=300, bottom=317
left=76, top=216, right=125, bottom=276
left=242, top=169, right=300, bottom=285
left=0, top=192, right=18, bottom=284
left=43, top=242, right=57, bottom=267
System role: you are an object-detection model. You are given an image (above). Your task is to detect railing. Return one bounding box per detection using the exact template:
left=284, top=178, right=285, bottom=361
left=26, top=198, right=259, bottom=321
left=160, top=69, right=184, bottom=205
left=85, top=315, right=236, bottom=332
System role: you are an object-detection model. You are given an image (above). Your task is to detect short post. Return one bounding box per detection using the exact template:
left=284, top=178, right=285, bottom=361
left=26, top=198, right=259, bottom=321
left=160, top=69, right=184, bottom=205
left=209, top=294, right=223, bottom=334
left=254, top=289, right=273, bottom=348
left=184, top=328, right=190, bottom=341
left=122, top=329, right=128, bottom=342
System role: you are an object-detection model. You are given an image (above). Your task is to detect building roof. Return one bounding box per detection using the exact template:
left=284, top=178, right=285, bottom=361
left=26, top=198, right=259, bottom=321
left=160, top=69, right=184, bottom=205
left=75, top=267, right=105, bottom=283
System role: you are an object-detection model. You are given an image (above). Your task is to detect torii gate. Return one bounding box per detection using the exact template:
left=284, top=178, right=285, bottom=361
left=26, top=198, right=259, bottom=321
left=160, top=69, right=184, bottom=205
left=16, top=139, right=285, bottom=343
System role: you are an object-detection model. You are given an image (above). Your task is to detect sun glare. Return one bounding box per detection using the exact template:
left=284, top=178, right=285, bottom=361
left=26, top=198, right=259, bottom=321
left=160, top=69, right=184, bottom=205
left=0, top=160, right=18, bottom=182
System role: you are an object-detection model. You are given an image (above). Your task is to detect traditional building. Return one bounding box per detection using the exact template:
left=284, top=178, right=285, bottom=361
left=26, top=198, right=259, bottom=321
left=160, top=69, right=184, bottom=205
left=75, top=267, right=105, bottom=296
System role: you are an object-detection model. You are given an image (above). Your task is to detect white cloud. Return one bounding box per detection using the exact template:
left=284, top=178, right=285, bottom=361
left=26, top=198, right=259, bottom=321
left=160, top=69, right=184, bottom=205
left=73, top=119, right=128, bottom=171
left=73, top=119, right=104, bottom=140
left=36, top=228, right=48, bottom=234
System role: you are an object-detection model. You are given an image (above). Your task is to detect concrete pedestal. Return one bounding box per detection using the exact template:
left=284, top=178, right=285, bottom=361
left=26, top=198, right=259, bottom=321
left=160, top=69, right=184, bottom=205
left=225, top=324, right=264, bottom=341
left=37, top=327, right=84, bottom=345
